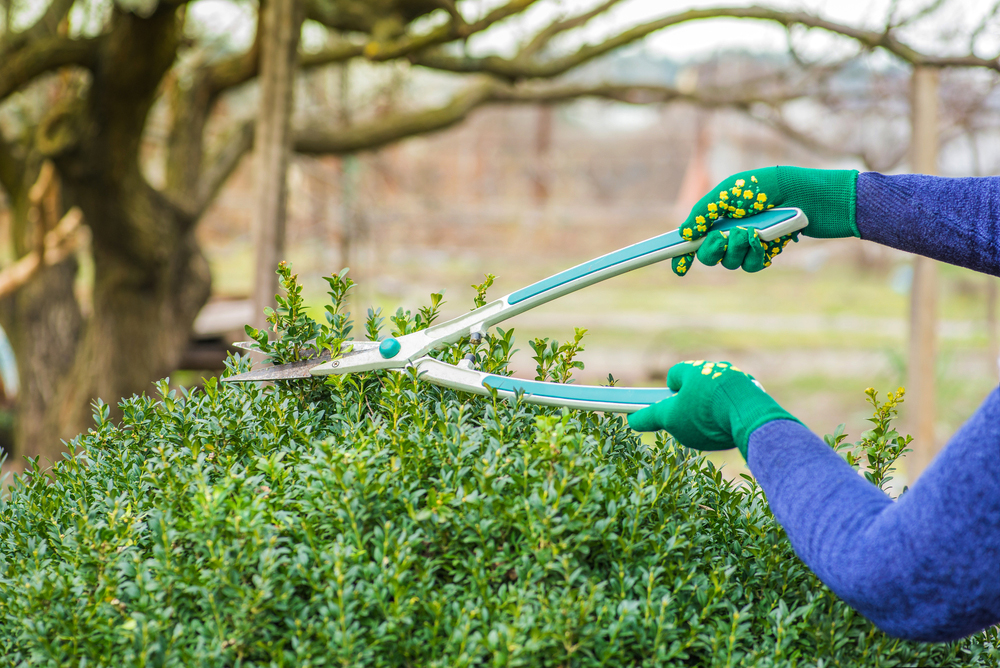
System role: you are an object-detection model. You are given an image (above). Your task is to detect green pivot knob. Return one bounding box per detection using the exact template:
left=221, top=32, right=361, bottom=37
left=379, top=337, right=401, bottom=359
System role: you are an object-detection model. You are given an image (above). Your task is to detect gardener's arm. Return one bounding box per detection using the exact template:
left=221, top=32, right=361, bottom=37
left=855, top=172, right=1000, bottom=276
left=748, top=399, right=1000, bottom=642
left=629, top=363, right=1000, bottom=642
left=670, top=167, right=1000, bottom=276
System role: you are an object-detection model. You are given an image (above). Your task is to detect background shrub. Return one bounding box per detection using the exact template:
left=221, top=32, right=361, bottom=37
left=0, top=266, right=996, bottom=667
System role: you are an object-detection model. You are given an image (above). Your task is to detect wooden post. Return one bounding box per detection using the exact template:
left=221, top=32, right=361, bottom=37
left=251, top=0, right=301, bottom=329
left=907, top=66, right=939, bottom=480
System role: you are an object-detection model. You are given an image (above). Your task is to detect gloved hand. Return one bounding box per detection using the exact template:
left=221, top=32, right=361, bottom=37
left=628, top=360, right=801, bottom=459
left=671, top=166, right=859, bottom=276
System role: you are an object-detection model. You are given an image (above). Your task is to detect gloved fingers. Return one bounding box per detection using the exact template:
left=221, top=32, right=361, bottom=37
left=720, top=227, right=751, bottom=270
left=673, top=205, right=714, bottom=278
left=696, top=230, right=729, bottom=266
left=740, top=228, right=767, bottom=273
left=760, top=233, right=798, bottom=269
left=627, top=400, right=670, bottom=432
left=671, top=253, right=695, bottom=277
left=678, top=210, right=711, bottom=244
left=666, top=360, right=704, bottom=392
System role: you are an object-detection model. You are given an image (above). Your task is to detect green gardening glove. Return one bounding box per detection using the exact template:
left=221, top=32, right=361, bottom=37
left=628, top=360, right=801, bottom=459
left=671, top=166, right=859, bottom=276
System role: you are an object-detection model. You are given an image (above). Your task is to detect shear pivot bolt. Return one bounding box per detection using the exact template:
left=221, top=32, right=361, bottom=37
left=379, top=337, right=401, bottom=359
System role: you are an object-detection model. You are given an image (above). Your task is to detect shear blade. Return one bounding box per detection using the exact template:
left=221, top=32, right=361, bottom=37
left=223, top=351, right=333, bottom=382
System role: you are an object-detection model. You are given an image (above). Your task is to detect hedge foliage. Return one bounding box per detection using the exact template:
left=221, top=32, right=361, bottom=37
left=0, top=265, right=996, bottom=667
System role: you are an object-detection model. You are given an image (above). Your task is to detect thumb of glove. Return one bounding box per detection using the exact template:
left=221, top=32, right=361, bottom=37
left=627, top=402, right=665, bottom=432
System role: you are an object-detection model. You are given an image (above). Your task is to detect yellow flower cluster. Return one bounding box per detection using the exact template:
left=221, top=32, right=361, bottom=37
left=684, top=359, right=749, bottom=381
left=761, top=234, right=794, bottom=268
left=706, top=175, right=766, bottom=221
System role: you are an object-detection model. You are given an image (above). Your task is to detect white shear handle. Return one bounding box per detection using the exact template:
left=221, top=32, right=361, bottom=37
left=413, top=358, right=673, bottom=413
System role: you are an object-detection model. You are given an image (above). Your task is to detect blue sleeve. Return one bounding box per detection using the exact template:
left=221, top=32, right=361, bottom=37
left=856, top=172, right=1000, bottom=275
left=746, top=389, right=1000, bottom=643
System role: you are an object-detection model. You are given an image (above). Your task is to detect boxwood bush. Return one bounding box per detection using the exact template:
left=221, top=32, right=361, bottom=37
left=0, top=265, right=996, bottom=667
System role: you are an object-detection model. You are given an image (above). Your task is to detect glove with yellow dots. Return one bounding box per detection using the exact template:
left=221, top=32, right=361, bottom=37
left=670, top=166, right=859, bottom=276
left=628, top=360, right=801, bottom=459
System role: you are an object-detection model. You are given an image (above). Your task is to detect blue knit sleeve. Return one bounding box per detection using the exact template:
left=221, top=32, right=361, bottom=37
left=746, top=390, right=1000, bottom=642
left=856, top=172, right=1000, bottom=275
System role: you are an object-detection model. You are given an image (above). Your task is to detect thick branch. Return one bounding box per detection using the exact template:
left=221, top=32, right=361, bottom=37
left=165, top=74, right=212, bottom=199
left=0, top=130, right=24, bottom=201
left=193, top=114, right=255, bottom=218
left=2, top=0, right=76, bottom=53
left=416, top=5, right=1000, bottom=80
left=0, top=35, right=99, bottom=101
left=293, top=79, right=807, bottom=155
left=194, top=72, right=811, bottom=220
left=208, top=0, right=541, bottom=97
left=303, top=0, right=382, bottom=33
left=294, top=81, right=495, bottom=154
left=208, top=40, right=361, bottom=97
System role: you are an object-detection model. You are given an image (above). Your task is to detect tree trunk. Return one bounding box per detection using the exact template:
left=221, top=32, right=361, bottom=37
left=7, top=5, right=213, bottom=464
left=46, top=221, right=210, bottom=454
left=6, top=259, right=82, bottom=467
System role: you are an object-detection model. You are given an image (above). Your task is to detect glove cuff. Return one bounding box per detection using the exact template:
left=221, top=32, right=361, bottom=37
left=777, top=167, right=859, bottom=239
left=718, top=383, right=802, bottom=459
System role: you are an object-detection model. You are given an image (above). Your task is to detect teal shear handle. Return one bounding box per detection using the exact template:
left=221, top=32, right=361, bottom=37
left=286, top=208, right=807, bottom=378
left=496, top=208, right=806, bottom=319
left=413, top=208, right=807, bottom=357
left=412, top=358, right=673, bottom=413
left=226, top=209, right=804, bottom=410
left=482, top=376, right=674, bottom=413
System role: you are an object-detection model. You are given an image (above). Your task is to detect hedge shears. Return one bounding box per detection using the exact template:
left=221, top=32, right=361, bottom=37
left=224, top=209, right=808, bottom=412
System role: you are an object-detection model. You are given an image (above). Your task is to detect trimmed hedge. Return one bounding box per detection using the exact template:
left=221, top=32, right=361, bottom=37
left=0, top=267, right=996, bottom=666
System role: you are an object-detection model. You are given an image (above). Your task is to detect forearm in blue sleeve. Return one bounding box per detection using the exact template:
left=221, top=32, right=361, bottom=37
left=856, top=172, right=1000, bottom=276
left=746, top=389, right=1000, bottom=642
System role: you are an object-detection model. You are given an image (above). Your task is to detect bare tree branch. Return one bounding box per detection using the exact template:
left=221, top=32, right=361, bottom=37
left=893, top=0, right=947, bottom=29
left=293, top=77, right=812, bottom=155
left=431, top=0, right=466, bottom=32
left=2, top=0, right=76, bottom=54
left=294, top=80, right=495, bottom=154
left=303, top=0, right=382, bottom=33
left=415, top=5, right=1000, bottom=80
left=519, top=0, right=624, bottom=59
left=356, top=0, right=543, bottom=61
left=970, top=1, right=1000, bottom=51
left=753, top=107, right=866, bottom=162
left=0, top=35, right=99, bottom=101
left=205, top=0, right=541, bottom=99
left=0, top=130, right=24, bottom=201
left=205, top=41, right=362, bottom=99
left=193, top=119, right=255, bottom=219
